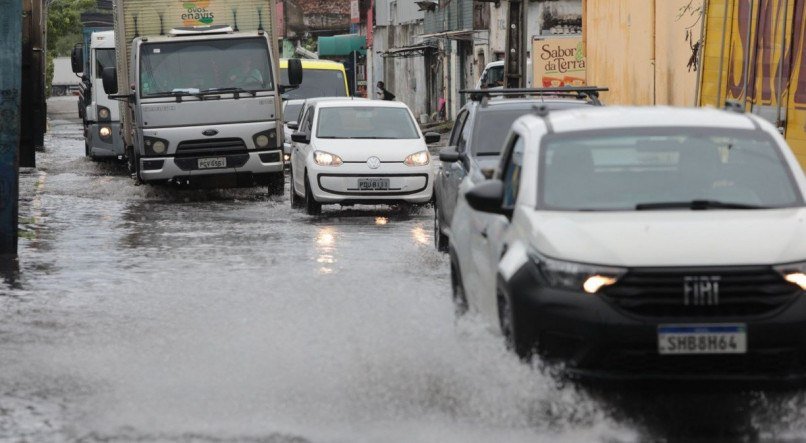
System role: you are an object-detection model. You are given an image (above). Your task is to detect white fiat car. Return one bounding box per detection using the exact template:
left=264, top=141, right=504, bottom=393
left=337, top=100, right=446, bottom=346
left=288, top=99, right=440, bottom=214
left=450, top=105, right=806, bottom=381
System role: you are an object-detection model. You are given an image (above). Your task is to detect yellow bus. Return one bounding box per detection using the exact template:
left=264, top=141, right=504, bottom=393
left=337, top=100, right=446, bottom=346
left=279, top=59, right=350, bottom=100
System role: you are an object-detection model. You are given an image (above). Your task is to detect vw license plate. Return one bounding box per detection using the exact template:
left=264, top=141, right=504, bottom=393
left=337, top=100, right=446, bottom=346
left=358, top=178, right=390, bottom=191
left=658, top=324, right=747, bottom=355
left=197, top=157, right=227, bottom=169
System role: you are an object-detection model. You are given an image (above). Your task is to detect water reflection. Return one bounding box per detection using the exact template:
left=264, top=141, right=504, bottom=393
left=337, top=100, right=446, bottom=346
left=0, top=257, right=21, bottom=291
left=315, top=227, right=337, bottom=275
left=375, top=216, right=388, bottom=226
left=411, top=225, right=429, bottom=246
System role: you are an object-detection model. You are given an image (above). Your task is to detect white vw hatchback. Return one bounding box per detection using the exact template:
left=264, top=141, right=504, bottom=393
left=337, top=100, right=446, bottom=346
left=288, top=99, right=440, bottom=214
left=450, top=105, right=806, bottom=381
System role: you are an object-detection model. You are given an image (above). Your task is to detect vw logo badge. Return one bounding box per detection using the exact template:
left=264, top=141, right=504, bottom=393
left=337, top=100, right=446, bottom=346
left=367, top=156, right=381, bottom=169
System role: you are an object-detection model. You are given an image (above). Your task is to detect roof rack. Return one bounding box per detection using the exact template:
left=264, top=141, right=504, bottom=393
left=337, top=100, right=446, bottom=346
left=459, top=86, right=609, bottom=105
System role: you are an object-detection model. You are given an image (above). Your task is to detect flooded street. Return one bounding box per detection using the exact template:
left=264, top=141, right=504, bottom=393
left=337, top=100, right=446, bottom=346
left=1, top=97, right=806, bottom=442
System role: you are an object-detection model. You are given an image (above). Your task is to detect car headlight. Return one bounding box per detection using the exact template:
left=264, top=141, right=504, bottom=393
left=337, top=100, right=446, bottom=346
left=152, top=140, right=166, bottom=154
left=252, top=129, right=277, bottom=149
left=144, top=136, right=169, bottom=156
left=530, top=251, right=626, bottom=294
left=97, top=106, right=111, bottom=121
left=255, top=134, right=270, bottom=148
left=314, top=150, right=343, bottom=166
left=99, top=126, right=112, bottom=140
left=774, top=261, right=806, bottom=290
left=404, top=150, right=430, bottom=167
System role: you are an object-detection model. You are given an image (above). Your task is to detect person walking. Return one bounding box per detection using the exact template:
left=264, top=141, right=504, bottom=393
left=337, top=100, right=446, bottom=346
left=376, top=81, right=395, bottom=101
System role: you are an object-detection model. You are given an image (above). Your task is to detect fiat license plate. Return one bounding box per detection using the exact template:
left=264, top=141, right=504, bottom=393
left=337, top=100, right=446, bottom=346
left=658, top=324, right=746, bottom=355
left=358, top=178, right=390, bottom=191
left=198, top=157, right=227, bottom=169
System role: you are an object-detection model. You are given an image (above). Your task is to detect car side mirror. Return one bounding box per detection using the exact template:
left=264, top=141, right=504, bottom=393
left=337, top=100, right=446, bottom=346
left=424, top=132, right=441, bottom=144
left=102, top=67, right=118, bottom=94
left=439, top=147, right=460, bottom=163
left=466, top=180, right=507, bottom=214
left=291, top=132, right=310, bottom=144
left=287, top=58, right=303, bottom=87
left=287, top=122, right=299, bottom=131
left=71, top=44, right=83, bottom=74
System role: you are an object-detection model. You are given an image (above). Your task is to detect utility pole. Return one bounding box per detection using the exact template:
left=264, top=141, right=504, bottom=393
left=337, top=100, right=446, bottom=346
left=504, top=0, right=526, bottom=88
left=20, top=0, right=47, bottom=168
left=0, top=0, right=22, bottom=256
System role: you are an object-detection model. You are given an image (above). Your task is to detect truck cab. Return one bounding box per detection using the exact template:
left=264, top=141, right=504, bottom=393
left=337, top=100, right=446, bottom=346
left=74, top=30, right=124, bottom=160
left=104, top=24, right=300, bottom=192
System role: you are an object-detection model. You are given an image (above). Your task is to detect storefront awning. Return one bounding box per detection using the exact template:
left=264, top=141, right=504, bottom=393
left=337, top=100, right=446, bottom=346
left=380, top=43, right=438, bottom=58
left=417, top=30, right=476, bottom=41
left=318, top=34, right=367, bottom=57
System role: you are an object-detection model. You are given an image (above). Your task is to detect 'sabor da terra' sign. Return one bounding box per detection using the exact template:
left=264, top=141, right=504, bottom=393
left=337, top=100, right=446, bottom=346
left=532, top=36, right=586, bottom=87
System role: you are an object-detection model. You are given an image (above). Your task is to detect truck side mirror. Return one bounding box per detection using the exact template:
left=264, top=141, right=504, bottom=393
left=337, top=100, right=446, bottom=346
left=71, top=44, right=84, bottom=74
left=287, top=58, right=303, bottom=87
left=102, top=67, right=118, bottom=94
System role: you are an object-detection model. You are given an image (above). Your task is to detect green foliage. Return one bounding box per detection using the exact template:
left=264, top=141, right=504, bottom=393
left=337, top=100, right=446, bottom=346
left=46, top=0, right=95, bottom=94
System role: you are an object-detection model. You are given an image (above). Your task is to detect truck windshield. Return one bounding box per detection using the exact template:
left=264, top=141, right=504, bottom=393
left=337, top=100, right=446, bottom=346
left=94, top=49, right=115, bottom=78
left=538, top=128, right=803, bottom=211
left=317, top=107, right=419, bottom=139
left=139, top=37, right=273, bottom=97
left=281, top=68, right=347, bottom=99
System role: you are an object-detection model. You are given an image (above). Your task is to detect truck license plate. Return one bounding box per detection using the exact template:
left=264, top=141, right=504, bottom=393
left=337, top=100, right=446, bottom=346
left=197, top=157, right=227, bottom=169
left=658, top=324, right=747, bottom=355
left=358, top=178, right=390, bottom=191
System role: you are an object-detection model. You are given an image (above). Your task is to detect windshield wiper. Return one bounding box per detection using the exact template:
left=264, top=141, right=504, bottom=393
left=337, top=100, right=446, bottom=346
left=635, top=200, right=768, bottom=210
left=201, top=87, right=257, bottom=98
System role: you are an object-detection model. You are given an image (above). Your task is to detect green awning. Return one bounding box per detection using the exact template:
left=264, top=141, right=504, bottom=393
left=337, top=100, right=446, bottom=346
left=318, top=34, right=366, bottom=56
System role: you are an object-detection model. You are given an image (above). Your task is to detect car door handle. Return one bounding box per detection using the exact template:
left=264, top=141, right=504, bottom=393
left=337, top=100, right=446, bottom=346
left=480, top=227, right=488, bottom=239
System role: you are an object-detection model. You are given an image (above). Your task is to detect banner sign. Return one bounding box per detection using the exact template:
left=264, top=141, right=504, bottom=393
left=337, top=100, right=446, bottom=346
left=532, top=36, right=586, bottom=87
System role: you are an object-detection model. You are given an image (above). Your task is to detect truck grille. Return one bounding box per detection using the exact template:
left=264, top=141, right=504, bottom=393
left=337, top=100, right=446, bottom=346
left=175, top=138, right=247, bottom=157
left=601, top=267, right=799, bottom=318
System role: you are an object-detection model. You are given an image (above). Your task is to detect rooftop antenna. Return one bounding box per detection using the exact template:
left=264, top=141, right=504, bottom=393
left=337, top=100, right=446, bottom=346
left=133, top=15, right=140, bottom=38
left=257, top=8, right=264, bottom=31
left=232, top=9, right=239, bottom=32
left=158, top=13, right=164, bottom=35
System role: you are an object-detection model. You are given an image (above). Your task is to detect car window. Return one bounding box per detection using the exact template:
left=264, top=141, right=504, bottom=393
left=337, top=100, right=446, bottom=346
left=449, top=111, right=468, bottom=147
left=301, top=106, right=314, bottom=134
left=458, top=113, right=472, bottom=153
left=539, top=128, right=803, bottom=211
left=316, top=106, right=420, bottom=139
left=502, top=135, right=525, bottom=208
left=284, top=103, right=303, bottom=123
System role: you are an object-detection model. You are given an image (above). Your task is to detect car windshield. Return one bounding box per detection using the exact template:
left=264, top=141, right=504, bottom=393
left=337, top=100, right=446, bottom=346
left=316, top=106, right=419, bottom=139
left=539, top=128, right=803, bottom=211
left=473, top=103, right=588, bottom=156
left=281, top=67, right=347, bottom=99
left=483, top=65, right=504, bottom=88
left=284, top=103, right=303, bottom=123
left=94, top=48, right=115, bottom=78
left=139, top=38, right=273, bottom=96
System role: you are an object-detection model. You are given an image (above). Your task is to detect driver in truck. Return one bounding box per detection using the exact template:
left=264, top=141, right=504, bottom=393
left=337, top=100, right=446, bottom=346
left=228, top=57, right=264, bottom=87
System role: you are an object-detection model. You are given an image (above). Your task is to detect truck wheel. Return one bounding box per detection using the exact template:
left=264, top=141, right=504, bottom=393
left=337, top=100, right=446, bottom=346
left=268, top=171, right=284, bottom=196
left=304, top=172, right=321, bottom=215
left=498, top=289, right=537, bottom=361
left=85, top=142, right=90, bottom=158
left=434, top=203, right=449, bottom=252
left=289, top=168, right=303, bottom=208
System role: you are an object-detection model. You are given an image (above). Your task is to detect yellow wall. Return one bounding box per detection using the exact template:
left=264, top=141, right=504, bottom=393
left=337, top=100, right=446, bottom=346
left=584, top=0, right=702, bottom=106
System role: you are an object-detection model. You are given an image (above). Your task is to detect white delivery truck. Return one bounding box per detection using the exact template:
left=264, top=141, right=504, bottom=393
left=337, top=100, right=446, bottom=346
left=102, top=0, right=301, bottom=192
left=73, top=30, right=125, bottom=160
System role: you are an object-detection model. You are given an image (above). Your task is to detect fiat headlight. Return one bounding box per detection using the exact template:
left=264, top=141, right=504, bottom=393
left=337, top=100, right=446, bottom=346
left=404, top=150, right=430, bottom=167
left=314, top=150, right=343, bottom=166
left=99, top=126, right=112, bottom=140
left=97, top=106, right=111, bottom=121
left=531, top=251, right=626, bottom=294
left=774, top=261, right=806, bottom=290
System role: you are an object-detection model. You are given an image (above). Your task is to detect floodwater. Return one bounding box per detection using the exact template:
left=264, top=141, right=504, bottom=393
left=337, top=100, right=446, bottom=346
left=0, top=97, right=805, bottom=442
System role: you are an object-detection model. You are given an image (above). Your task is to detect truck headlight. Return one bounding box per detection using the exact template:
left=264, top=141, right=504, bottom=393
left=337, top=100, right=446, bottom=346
left=253, top=129, right=277, bottom=149
left=97, top=106, right=111, bottom=121
left=144, top=136, right=169, bottom=156
left=313, top=150, right=343, bottom=166
left=530, top=251, right=626, bottom=294
left=774, top=261, right=806, bottom=290
left=99, top=126, right=112, bottom=140
left=404, top=150, right=430, bottom=167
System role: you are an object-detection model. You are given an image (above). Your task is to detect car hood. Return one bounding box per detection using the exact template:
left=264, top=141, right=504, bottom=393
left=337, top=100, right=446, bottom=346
left=523, top=208, right=806, bottom=267
left=312, top=138, right=427, bottom=162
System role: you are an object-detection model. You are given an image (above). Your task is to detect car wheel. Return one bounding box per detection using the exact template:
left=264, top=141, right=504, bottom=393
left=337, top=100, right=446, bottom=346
left=268, top=171, right=284, bottom=196
left=289, top=168, right=303, bottom=208
left=497, top=289, right=537, bottom=361
left=304, top=171, right=322, bottom=215
left=434, top=203, right=449, bottom=252
left=450, top=260, right=468, bottom=317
